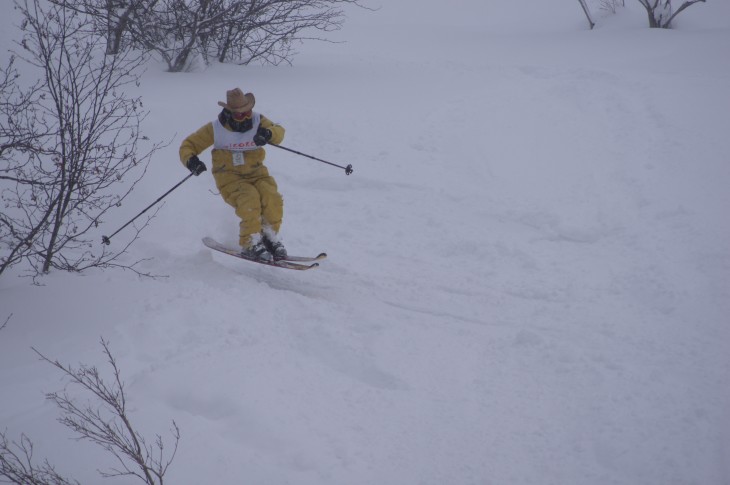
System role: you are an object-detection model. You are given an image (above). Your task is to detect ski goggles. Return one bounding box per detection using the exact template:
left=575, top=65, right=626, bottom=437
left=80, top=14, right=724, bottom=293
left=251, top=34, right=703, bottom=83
left=231, top=110, right=252, bottom=121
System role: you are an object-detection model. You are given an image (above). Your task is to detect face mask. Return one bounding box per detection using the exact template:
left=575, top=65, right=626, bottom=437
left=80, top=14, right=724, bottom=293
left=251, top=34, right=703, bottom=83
left=219, top=109, right=253, bottom=132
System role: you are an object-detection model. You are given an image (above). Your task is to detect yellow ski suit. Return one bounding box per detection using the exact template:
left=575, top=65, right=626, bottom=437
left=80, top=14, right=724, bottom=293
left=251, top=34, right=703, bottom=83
left=179, top=114, right=285, bottom=247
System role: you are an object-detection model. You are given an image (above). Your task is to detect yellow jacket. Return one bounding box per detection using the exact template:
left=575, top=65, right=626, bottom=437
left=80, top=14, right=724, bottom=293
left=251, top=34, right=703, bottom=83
left=179, top=115, right=285, bottom=185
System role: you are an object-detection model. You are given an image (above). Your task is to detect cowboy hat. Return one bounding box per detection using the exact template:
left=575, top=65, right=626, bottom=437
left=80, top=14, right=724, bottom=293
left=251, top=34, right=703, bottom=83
left=218, top=88, right=255, bottom=112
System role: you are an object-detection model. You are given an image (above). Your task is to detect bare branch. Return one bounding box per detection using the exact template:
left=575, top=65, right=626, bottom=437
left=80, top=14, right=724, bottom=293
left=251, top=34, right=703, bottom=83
left=30, top=339, right=180, bottom=485
left=665, top=0, right=706, bottom=27
left=0, top=431, right=80, bottom=485
left=577, top=0, right=595, bottom=29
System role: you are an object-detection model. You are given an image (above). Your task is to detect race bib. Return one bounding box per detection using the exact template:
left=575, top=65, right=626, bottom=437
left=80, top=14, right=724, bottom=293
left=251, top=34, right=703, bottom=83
left=232, top=151, right=245, bottom=166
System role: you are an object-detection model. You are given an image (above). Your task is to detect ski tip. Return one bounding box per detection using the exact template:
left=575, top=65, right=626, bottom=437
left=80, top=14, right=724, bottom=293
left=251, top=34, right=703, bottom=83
left=283, top=261, right=319, bottom=270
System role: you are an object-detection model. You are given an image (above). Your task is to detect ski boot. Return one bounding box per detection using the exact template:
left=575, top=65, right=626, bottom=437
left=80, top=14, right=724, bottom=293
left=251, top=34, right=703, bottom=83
left=240, top=234, right=273, bottom=262
left=262, top=232, right=287, bottom=261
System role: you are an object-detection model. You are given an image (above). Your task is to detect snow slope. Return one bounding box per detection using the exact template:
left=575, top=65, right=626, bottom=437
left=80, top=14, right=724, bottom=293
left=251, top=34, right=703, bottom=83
left=2, top=1, right=730, bottom=484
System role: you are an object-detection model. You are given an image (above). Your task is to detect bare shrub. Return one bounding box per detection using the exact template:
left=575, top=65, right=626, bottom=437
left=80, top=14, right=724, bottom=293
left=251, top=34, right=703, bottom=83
left=637, top=0, right=706, bottom=28
left=1, top=0, right=164, bottom=278
left=54, top=0, right=368, bottom=72
left=0, top=339, right=179, bottom=485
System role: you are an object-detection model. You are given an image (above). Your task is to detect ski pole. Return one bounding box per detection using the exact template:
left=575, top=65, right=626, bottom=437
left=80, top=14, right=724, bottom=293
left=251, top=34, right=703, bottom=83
left=269, top=143, right=353, bottom=175
left=101, top=173, right=195, bottom=245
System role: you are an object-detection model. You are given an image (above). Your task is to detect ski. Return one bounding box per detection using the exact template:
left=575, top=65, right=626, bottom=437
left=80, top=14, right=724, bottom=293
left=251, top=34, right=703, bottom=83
left=202, top=237, right=320, bottom=271
left=280, top=252, right=327, bottom=263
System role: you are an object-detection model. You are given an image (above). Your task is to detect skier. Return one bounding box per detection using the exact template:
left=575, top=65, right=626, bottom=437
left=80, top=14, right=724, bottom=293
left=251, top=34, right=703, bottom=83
left=179, top=87, right=287, bottom=262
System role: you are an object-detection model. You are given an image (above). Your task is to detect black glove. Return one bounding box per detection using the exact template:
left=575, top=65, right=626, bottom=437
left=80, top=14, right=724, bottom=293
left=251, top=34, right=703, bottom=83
left=186, top=155, right=207, bottom=176
left=253, top=126, right=273, bottom=146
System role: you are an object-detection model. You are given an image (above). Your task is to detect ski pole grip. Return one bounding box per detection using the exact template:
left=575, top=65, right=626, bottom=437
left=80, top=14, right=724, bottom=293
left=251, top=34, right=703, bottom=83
left=345, top=164, right=353, bottom=175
